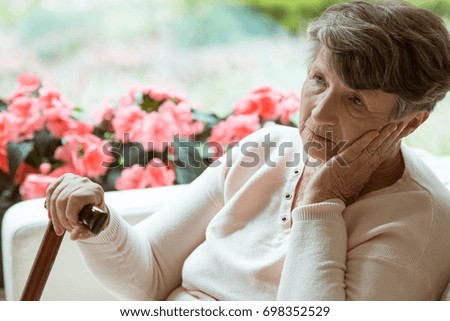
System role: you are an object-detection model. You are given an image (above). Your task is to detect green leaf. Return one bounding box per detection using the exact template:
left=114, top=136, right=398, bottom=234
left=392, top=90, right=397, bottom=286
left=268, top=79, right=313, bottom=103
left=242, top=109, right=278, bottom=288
left=122, top=142, right=146, bottom=167
left=0, top=184, right=22, bottom=216
left=72, top=106, right=83, bottom=119
left=192, top=108, right=221, bottom=127
left=7, top=141, right=34, bottom=179
left=34, top=129, right=60, bottom=158
left=0, top=191, right=17, bottom=216
left=173, top=136, right=208, bottom=184
left=95, top=167, right=122, bottom=192
left=141, top=94, right=161, bottom=113
left=0, top=170, right=11, bottom=192
left=0, top=99, right=7, bottom=112
left=289, top=113, right=299, bottom=127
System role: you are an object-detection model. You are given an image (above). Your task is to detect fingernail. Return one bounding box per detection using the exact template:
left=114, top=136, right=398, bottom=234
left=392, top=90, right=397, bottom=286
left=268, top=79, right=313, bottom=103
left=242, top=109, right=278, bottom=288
left=372, top=131, right=379, bottom=138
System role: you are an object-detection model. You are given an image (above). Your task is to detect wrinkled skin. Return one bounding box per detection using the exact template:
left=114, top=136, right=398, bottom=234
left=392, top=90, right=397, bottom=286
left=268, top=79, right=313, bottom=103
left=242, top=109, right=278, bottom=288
left=297, top=47, right=429, bottom=206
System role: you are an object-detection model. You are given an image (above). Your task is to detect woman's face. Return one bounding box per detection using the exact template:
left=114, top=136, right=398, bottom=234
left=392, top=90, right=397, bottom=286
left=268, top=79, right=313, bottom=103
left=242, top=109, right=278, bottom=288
left=299, top=47, right=398, bottom=162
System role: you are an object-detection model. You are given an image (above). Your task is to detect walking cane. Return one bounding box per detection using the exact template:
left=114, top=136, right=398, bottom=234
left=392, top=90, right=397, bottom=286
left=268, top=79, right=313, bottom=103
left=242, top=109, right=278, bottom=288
left=20, top=203, right=109, bottom=301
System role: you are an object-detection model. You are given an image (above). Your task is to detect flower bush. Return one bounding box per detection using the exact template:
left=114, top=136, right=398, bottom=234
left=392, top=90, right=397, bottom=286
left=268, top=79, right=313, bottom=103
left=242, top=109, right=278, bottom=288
left=0, top=73, right=299, bottom=215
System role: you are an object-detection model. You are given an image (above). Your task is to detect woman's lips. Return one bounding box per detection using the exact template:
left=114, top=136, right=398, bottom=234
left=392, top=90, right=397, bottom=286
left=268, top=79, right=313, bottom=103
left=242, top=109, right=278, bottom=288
left=309, top=128, right=334, bottom=144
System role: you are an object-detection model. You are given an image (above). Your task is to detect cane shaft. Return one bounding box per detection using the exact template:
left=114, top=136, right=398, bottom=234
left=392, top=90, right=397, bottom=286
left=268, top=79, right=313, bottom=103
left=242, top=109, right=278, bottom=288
left=20, top=204, right=108, bottom=301
left=20, top=221, right=64, bottom=301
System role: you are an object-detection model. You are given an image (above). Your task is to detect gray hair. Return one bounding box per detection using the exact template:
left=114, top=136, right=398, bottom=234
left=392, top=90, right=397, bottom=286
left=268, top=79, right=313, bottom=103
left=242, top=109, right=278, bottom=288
left=307, top=0, right=450, bottom=119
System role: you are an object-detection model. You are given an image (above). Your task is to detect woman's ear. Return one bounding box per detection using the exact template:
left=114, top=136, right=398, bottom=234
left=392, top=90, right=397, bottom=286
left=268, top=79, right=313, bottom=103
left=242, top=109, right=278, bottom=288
left=403, top=110, right=429, bottom=135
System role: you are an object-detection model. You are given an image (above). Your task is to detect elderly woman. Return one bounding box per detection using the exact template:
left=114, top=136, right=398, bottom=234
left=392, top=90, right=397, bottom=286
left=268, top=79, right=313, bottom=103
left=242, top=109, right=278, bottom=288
left=46, top=1, right=450, bottom=300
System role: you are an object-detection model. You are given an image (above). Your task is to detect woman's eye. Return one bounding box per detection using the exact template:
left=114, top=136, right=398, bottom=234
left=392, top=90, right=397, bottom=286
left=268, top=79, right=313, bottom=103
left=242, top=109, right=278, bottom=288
left=352, top=96, right=365, bottom=107
left=314, top=75, right=325, bottom=85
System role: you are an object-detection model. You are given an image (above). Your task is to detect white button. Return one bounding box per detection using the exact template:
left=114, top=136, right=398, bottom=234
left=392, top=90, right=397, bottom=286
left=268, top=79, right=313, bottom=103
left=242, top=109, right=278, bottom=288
left=280, top=215, right=289, bottom=223
left=284, top=193, right=292, bottom=200
left=293, top=168, right=300, bottom=175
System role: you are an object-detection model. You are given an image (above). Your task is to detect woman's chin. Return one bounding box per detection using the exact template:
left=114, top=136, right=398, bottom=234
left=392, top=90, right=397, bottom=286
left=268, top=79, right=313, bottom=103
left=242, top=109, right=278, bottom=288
left=300, top=130, right=337, bottom=165
left=302, top=147, right=329, bottom=167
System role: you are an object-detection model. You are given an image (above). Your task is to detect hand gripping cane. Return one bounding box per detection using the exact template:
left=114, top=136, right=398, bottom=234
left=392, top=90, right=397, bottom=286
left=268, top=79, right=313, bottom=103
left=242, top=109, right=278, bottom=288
left=20, top=203, right=109, bottom=301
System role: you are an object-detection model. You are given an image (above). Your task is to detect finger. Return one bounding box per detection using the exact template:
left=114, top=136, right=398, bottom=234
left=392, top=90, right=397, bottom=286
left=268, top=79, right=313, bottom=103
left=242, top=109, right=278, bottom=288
left=364, top=123, right=398, bottom=157
left=46, top=175, right=65, bottom=226
left=70, top=225, right=84, bottom=241
left=395, top=123, right=414, bottom=141
left=46, top=175, right=64, bottom=200
left=55, top=185, right=85, bottom=230
left=378, top=123, right=411, bottom=160
left=49, top=180, right=69, bottom=236
left=70, top=224, right=94, bottom=241
left=378, top=122, right=407, bottom=155
left=339, top=130, right=379, bottom=164
left=65, top=183, right=104, bottom=226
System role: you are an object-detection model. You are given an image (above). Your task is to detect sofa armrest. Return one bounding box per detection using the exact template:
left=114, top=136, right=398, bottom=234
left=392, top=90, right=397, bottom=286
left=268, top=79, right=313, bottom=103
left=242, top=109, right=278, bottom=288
left=1, top=184, right=188, bottom=301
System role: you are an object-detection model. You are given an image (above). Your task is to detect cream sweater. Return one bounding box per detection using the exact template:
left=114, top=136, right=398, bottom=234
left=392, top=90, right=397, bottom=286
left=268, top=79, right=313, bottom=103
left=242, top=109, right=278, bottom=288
left=78, top=126, right=450, bottom=300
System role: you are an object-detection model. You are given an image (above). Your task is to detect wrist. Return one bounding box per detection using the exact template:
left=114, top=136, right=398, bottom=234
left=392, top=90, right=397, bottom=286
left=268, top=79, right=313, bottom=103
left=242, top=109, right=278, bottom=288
left=300, top=196, right=323, bottom=205
left=300, top=193, right=339, bottom=205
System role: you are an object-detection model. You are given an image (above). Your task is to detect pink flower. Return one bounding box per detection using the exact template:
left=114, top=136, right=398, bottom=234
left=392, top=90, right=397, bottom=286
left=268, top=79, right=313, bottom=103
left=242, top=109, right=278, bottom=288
left=145, top=159, right=176, bottom=187
left=48, top=165, right=79, bottom=178
left=111, top=105, right=145, bottom=143
left=7, top=96, right=45, bottom=140
left=9, top=73, right=41, bottom=101
left=14, top=162, right=39, bottom=185
left=158, top=100, right=204, bottom=138
left=38, top=85, right=79, bottom=138
left=35, top=86, right=76, bottom=138
left=44, top=108, right=77, bottom=138
left=39, top=162, right=52, bottom=175
left=119, top=86, right=139, bottom=107
left=39, top=85, right=74, bottom=110
left=18, top=73, right=41, bottom=92
left=74, top=121, right=94, bottom=135
left=208, top=114, right=261, bottom=156
left=0, top=145, right=8, bottom=174
left=0, top=112, right=18, bottom=147
left=233, top=86, right=282, bottom=120
left=141, top=85, right=186, bottom=102
left=19, top=174, right=56, bottom=200
left=277, top=91, right=300, bottom=124
left=140, top=112, right=174, bottom=152
left=91, top=102, right=115, bottom=125
left=115, top=159, right=176, bottom=190
left=54, top=134, right=111, bottom=178
left=115, top=164, right=147, bottom=190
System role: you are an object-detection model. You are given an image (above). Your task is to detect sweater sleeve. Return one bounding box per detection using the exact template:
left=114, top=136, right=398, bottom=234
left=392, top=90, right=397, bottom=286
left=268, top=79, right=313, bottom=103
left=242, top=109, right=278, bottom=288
left=277, top=198, right=348, bottom=300
left=277, top=199, right=437, bottom=300
left=77, top=159, right=226, bottom=301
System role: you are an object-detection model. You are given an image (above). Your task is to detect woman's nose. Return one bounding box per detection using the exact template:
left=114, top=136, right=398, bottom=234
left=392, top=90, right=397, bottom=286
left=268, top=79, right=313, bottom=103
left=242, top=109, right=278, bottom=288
left=311, top=91, right=338, bottom=126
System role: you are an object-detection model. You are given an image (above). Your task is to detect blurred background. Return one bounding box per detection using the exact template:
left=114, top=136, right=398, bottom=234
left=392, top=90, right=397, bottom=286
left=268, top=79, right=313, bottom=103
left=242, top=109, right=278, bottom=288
left=1, top=0, right=449, bottom=154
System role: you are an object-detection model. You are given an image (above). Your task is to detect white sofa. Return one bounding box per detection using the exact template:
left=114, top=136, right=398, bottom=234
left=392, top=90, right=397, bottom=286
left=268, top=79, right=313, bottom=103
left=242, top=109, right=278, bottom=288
left=2, top=146, right=450, bottom=301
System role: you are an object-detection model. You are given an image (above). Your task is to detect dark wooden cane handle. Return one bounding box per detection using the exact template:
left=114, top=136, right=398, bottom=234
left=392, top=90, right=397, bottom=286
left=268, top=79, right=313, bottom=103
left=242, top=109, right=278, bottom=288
left=78, top=204, right=109, bottom=235
left=20, top=204, right=109, bottom=301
